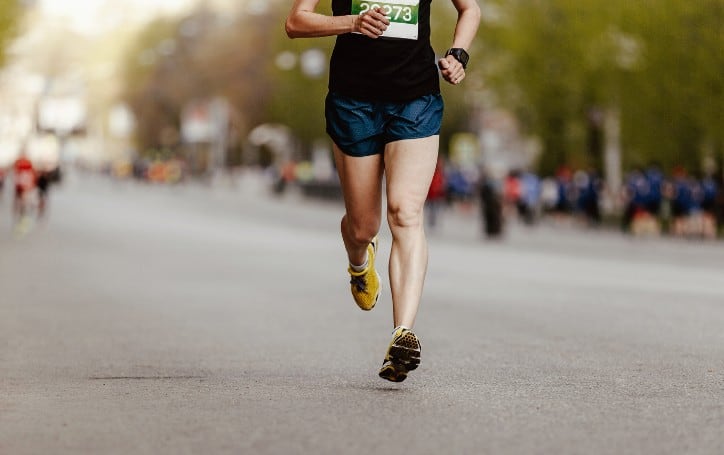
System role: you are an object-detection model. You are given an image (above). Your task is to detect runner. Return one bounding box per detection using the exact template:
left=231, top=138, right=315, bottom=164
left=13, top=152, right=36, bottom=220
left=286, top=0, right=480, bottom=382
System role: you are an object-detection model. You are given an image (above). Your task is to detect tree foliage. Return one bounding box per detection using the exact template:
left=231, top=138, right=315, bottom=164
left=265, top=2, right=333, bottom=150
left=120, top=7, right=276, bottom=161
left=618, top=0, right=723, bottom=172
left=119, top=1, right=722, bottom=175
left=0, top=0, right=21, bottom=68
left=481, top=0, right=723, bottom=174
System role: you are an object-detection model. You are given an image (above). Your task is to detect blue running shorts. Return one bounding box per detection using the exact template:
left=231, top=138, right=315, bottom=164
left=325, top=92, right=444, bottom=157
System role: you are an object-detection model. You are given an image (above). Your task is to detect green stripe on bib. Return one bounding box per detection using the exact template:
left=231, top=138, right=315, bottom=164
left=351, top=0, right=419, bottom=25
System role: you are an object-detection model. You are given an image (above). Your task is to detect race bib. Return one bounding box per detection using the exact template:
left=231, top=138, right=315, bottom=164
left=351, top=0, right=419, bottom=40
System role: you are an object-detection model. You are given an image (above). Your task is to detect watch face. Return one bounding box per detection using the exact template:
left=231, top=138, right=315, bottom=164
left=448, top=49, right=468, bottom=67
left=458, top=50, right=469, bottom=63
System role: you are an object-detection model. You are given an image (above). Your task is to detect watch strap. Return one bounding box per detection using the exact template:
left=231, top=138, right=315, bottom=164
left=445, top=48, right=469, bottom=69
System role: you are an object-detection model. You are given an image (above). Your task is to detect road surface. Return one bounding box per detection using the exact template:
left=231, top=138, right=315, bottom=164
left=1, top=172, right=723, bottom=454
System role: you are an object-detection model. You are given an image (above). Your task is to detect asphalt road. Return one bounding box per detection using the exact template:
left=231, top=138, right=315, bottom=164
left=1, top=172, right=723, bottom=455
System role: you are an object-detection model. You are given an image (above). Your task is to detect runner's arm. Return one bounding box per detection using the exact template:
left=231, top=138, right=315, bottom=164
left=449, top=0, right=481, bottom=51
left=286, top=0, right=390, bottom=39
left=439, top=0, right=481, bottom=85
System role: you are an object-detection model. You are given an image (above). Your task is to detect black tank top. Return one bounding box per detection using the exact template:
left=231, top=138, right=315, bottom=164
left=329, top=0, right=440, bottom=101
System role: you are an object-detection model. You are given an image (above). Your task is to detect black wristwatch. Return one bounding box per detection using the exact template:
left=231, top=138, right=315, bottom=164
left=445, top=48, right=469, bottom=69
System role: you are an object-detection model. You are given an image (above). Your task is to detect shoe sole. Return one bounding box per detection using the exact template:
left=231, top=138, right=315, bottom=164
left=379, top=363, right=407, bottom=382
left=378, top=344, right=420, bottom=382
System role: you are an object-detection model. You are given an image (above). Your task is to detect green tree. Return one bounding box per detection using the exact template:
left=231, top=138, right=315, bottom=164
left=266, top=2, right=334, bottom=156
left=120, top=16, right=180, bottom=153
left=479, top=0, right=723, bottom=174
left=618, top=0, right=723, bottom=171
left=120, top=7, right=277, bottom=163
left=481, top=0, right=625, bottom=174
left=0, top=0, right=21, bottom=68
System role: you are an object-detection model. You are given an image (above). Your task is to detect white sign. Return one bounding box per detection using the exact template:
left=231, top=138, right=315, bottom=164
left=38, top=97, right=86, bottom=134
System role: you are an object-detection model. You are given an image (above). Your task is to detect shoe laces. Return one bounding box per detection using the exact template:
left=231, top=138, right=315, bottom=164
left=350, top=274, right=368, bottom=293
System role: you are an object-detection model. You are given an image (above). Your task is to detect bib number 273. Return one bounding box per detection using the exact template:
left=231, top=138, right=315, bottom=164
left=357, top=2, right=414, bottom=23
left=351, top=0, right=420, bottom=40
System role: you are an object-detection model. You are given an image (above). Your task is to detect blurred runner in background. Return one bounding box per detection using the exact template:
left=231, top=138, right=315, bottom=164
left=13, top=152, right=36, bottom=221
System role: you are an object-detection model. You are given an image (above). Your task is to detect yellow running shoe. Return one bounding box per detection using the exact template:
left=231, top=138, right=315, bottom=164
left=348, top=237, right=381, bottom=311
left=378, top=327, right=421, bottom=383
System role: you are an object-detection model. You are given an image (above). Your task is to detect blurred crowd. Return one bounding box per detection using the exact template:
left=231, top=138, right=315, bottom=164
left=94, top=156, right=189, bottom=185
left=619, top=166, right=722, bottom=238
left=70, top=152, right=724, bottom=242
left=423, top=161, right=724, bottom=240
left=262, top=154, right=724, bottom=240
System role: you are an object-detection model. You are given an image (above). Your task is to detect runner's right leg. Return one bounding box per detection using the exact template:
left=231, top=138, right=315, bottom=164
left=333, top=144, right=384, bottom=309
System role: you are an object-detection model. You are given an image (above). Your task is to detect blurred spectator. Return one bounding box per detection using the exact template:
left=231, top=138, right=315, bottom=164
left=644, top=163, right=664, bottom=216
left=540, top=177, right=559, bottom=213
left=132, top=157, right=150, bottom=180
left=425, top=157, right=447, bottom=230
left=519, top=170, right=542, bottom=225
left=445, top=164, right=474, bottom=204
left=621, top=168, right=652, bottom=232
left=503, top=169, right=541, bottom=225
left=699, top=173, right=718, bottom=216
left=670, top=166, right=696, bottom=236
left=503, top=170, right=522, bottom=219
left=696, top=173, right=718, bottom=239
left=554, top=165, right=575, bottom=215
left=503, top=170, right=522, bottom=203
left=715, top=173, right=724, bottom=235
left=478, top=170, right=503, bottom=237
left=574, top=169, right=602, bottom=225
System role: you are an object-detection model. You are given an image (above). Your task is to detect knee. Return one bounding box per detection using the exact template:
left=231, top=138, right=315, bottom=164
left=387, top=202, right=423, bottom=230
left=343, top=215, right=380, bottom=245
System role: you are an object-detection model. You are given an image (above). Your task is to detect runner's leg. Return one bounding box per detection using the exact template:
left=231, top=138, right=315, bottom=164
left=333, top=144, right=384, bottom=266
left=384, top=136, right=439, bottom=328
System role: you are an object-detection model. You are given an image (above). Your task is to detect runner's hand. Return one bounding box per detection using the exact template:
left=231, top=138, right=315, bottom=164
left=438, top=55, right=466, bottom=85
left=353, top=7, right=389, bottom=39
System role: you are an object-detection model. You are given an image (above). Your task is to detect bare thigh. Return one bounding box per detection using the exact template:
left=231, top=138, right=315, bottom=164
left=333, top=144, right=385, bottom=234
left=384, top=136, right=439, bottom=219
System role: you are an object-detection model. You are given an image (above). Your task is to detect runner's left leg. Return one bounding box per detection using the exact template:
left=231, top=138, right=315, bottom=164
left=384, top=136, right=439, bottom=328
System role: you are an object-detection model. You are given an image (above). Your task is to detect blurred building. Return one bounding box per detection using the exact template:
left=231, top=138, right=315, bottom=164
left=0, top=0, right=269, bottom=169
left=478, top=109, right=540, bottom=178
